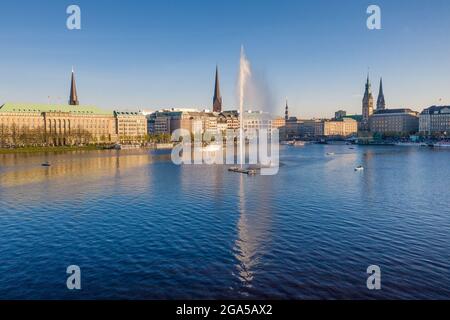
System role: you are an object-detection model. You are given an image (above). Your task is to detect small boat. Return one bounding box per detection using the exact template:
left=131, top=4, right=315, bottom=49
left=432, top=142, right=450, bottom=148
left=326, top=152, right=335, bottom=156
left=293, top=141, right=306, bottom=147
left=354, top=165, right=364, bottom=171
left=41, top=162, right=51, bottom=167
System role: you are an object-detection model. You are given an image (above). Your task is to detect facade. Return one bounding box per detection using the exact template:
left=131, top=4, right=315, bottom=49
left=212, top=66, right=223, bottom=113
left=0, top=103, right=117, bottom=146
left=299, top=120, right=324, bottom=137
left=151, top=109, right=220, bottom=136
left=419, top=106, right=450, bottom=135
left=0, top=70, right=147, bottom=146
left=114, top=111, right=147, bottom=141
left=369, top=108, right=419, bottom=135
left=362, top=75, right=374, bottom=131
left=323, top=118, right=358, bottom=137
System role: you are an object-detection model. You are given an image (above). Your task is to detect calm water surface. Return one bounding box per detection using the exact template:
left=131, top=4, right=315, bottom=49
left=0, top=145, right=450, bottom=299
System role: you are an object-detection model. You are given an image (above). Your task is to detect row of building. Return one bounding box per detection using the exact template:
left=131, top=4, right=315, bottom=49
left=360, top=75, right=450, bottom=136
left=281, top=76, right=450, bottom=139
left=2, top=67, right=449, bottom=147
left=0, top=70, right=147, bottom=146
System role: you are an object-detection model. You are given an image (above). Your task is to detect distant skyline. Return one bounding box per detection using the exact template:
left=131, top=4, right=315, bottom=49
left=1, top=0, right=450, bottom=118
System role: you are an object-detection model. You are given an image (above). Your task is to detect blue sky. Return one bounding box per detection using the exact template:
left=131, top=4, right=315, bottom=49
left=0, top=0, right=449, bottom=117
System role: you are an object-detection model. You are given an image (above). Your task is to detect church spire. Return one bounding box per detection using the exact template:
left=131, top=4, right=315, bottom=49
left=213, top=65, right=222, bottom=112
left=377, top=77, right=386, bottom=110
left=285, top=99, right=289, bottom=121
left=69, top=67, right=79, bottom=106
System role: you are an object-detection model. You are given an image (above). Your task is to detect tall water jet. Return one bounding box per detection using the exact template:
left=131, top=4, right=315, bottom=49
left=239, top=46, right=251, bottom=167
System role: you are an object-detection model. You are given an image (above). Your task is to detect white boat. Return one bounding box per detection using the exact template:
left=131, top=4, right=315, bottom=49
left=433, top=142, right=450, bottom=148
left=293, top=141, right=306, bottom=147
left=354, top=165, right=364, bottom=171
left=395, top=142, right=422, bottom=147
left=326, top=152, right=335, bottom=156
left=203, top=143, right=222, bottom=152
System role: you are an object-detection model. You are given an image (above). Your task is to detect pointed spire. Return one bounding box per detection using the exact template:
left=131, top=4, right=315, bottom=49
left=69, top=67, right=79, bottom=106
left=285, top=98, right=289, bottom=121
left=377, top=77, right=386, bottom=110
left=213, top=65, right=222, bottom=112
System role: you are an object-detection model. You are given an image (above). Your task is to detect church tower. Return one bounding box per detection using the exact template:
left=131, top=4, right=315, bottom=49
left=362, top=74, right=374, bottom=131
left=213, top=66, right=223, bottom=113
left=69, top=67, right=79, bottom=106
left=285, top=99, right=289, bottom=121
left=376, top=78, right=386, bottom=111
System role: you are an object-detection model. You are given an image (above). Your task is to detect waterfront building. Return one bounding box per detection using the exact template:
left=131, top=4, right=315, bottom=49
left=419, top=106, right=450, bottom=135
left=370, top=108, right=419, bottom=135
left=362, top=75, right=374, bottom=131
left=272, top=116, right=285, bottom=130
left=0, top=103, right=117, bottom=146
left=376, top=78, right=386, bottom=111
left=114, top=111, right=148, bottom=142
left=323, top=118, right=358, bottom=137
left=217, top=111, right=239, bottom=134
left=212, top=66, right=223, bottom=113
left=285, top=117, right=301, bottom=139
left=299, top=119, right=324, bottom=138
left=0, top=69, right=147, bottom=146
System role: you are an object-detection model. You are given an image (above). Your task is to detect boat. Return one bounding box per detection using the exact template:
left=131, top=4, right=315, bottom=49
left=395, top=142, right=422, bottom=147
left=41, top=162, right=51, bottom=167
left=432, top=142, right=450, bottom=148
left=293, top=141, right=306, bottom=147
left=354, top=165, right=364, bottom=171
left=228, top=167, right=257, bottom=175
left=203, top=144, right=222, bottom=152
left=326, top=152, right=335, bottom=156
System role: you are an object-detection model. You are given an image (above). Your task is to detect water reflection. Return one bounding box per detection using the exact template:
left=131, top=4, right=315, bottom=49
left=0, top=150, right=158, bottom=188
left=234, top=173, right=275, bottom=292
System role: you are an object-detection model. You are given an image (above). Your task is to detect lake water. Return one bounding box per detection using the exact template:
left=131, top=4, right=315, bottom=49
left=0, top=145, right=450, bottom=299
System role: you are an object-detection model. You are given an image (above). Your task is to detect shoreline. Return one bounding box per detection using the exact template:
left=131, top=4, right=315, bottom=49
left=0, top=145, right=107, bottom=155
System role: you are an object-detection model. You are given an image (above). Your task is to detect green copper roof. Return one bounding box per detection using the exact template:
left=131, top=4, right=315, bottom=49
left=0, top=103, right=112, bottom=115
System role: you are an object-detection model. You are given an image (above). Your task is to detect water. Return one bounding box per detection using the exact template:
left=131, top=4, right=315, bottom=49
left=0, top=145, right=450, bottom=300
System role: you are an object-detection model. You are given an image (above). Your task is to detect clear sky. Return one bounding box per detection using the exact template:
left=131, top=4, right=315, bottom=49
left=0, top=0, right=449, bottom=118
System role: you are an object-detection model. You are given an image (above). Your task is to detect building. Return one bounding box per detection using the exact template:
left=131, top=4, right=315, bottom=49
left=212, top=66, right=223, bottom=113
left=0, top=103, right=117, bottom=146
left=217, top=111, right=240, bottom=133
left=362, top=75, right=374, bottom=131
left=299, top=119, right=324, bottom=137
left=323, top=118, right=358, bottom=137
left=114, top=111, right=147, bottom=142
left=285, top=117, right=301, bottom=139
left=0, top=69, right=147, bottom=146
left=335, top=110, right=347, bottom=120
left=419, top=106, right=450, bottom=135
left=370, top=108, right=419, bottom=135
left=376, top=78, right=386, bottom=111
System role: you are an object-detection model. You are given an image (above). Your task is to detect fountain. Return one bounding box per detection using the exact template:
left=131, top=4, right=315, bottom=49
left=239, top=46, right=251, bottom=168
